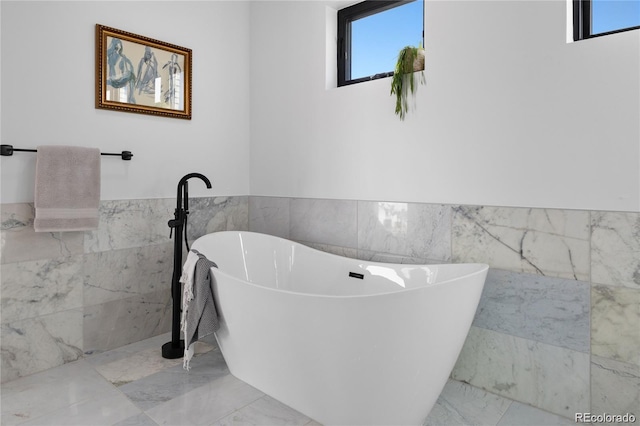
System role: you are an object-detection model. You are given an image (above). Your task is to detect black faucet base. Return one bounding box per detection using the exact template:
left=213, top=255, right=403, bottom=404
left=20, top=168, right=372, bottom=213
left=162, top=340, right=185, bottom=359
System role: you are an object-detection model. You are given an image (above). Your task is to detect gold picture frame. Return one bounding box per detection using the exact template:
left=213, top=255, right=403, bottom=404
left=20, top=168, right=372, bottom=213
left=95, top=24, right=192, bottom=120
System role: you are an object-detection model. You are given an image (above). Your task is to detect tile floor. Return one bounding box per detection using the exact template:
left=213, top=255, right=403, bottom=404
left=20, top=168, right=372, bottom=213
left=1, top=333, right=574, bottom=426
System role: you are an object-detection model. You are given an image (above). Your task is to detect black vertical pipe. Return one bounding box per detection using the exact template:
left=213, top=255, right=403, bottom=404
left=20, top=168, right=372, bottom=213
left=171, top=209, right=184, bottom=346
left=162, top=206, right=186, bottom=358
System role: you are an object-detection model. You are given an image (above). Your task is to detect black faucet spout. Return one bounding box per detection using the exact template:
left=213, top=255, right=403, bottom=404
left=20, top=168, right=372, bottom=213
left=178, top=172, right=212, bottom=190
left=176, top=173, right=212, bottom=212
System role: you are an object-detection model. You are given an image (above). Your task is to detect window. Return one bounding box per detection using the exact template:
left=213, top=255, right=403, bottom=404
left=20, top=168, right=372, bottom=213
left=337, top=0, right=424, bottom=87
left=574, top=0, right=640, bottom=40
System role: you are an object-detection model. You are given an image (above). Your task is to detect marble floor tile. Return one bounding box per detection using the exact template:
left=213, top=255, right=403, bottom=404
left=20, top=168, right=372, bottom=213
left=84, top=332, right=174, bottom=367
left=144, top=374, right=264, bottom=425
left=19, top=388, right=141, bottom=426
left=93, top=339, right=212, bottom=388
left=497, top=402, right=575, bottom=425
left=114, top=412, right=159, bottom=426
left=118, top=349, right=230, bottom=411
left=95, top=346, right=185, bottom=386
left=424, top=380, right=512, bottom=426
left=2, top=332, right=585, bottom=426
left=0, top=360, right=118, bottom=425
left=213, top=395, right=312, bottom=426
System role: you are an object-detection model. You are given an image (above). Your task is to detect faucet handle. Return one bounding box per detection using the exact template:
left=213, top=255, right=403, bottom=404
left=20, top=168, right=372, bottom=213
left=184, top=181, right=189, bottom=212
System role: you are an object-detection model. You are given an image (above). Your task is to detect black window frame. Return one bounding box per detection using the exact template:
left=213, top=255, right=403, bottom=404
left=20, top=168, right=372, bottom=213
left=573, top=0, right=640, bottom=41
left=337, top=0, right=424, bottom=87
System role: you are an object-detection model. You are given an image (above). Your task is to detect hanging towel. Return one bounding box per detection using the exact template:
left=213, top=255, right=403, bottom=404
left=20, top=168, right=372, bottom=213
left=34, top=145, right=101, bottom=232
left=181, top=249, right=219, bottom=370
left=180, top=250, right=201, bottom=335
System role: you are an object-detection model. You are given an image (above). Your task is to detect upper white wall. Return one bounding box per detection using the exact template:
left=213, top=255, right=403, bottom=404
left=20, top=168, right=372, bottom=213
left=1, top=1, right=251, bottom=203
left=249, top=1, right=640, bottom=212
left=2, top=1, right=638, bottom=211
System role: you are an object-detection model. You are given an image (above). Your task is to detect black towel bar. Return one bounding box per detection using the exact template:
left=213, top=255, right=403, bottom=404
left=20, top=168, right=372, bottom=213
left=0, top=144, right=133, bottom=161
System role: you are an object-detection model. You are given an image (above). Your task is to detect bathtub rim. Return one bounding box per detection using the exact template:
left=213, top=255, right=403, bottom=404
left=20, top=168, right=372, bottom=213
left=192, top=230, right=489, bottom=300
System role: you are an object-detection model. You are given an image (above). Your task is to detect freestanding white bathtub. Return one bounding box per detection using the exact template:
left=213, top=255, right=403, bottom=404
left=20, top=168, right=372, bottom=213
left=191, top=231, right=488, bottom=426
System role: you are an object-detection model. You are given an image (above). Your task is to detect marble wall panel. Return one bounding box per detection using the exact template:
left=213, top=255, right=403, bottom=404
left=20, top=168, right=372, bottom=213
left=83, top=289, right=172, bottom=355
left=473, top=269, right=590, bottom=352
left=298, top=241, right=358, bottom=259
left=1, top=256, right=84, bottom=324
left=452, top=206, right=590, bottom=280
left=356, top=249, right=428, bottom=265
left=290, top=198, right=357, bottom=248
left=358, top=201, right=451, bottom=261
left=1, top=203, right=84, bottom=264
left=1, top=309, right=83, bottom=383
left=591, top=355, right=640, bottom=416
left=187, top=196, right=249, bottom=242
left=83, top=243, right=173, bottom=307
left=84, top=199, right=174, bottom=253
left=451, top=326, right=590, bottom=418
left=591, top=284, right=640, bottom=366
left=0, top=196, right=249, bottom=382
left=249, top=196, right=290, bottom=239
left=591, top=211, right=640, bottom=289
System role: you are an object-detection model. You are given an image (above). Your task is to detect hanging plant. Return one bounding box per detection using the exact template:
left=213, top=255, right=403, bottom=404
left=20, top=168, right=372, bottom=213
left=390, top=45, right=425, bottom=120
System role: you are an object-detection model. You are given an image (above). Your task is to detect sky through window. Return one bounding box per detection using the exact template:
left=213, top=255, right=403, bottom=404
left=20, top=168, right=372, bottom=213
left=345, top=0, right=638, bottom=83
left=592, top=0, right=640, bottom=34
left=350, top=0, right=423, bottom=80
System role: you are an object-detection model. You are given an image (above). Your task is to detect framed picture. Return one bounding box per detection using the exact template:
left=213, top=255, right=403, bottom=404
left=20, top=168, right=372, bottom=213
left=95, top=24, right=192, bottom=120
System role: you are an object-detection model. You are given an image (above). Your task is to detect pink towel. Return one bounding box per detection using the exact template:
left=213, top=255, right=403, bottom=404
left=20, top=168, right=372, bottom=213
left=34, top=145, right=101, bottom=232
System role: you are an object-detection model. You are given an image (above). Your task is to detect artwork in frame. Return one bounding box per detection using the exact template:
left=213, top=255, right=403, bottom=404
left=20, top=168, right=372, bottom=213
left=95, top=24, right=192, bottom=120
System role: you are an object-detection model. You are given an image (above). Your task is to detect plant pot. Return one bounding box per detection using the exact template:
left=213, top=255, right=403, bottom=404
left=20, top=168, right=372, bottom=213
left=413, top=48, right=425, bottom=72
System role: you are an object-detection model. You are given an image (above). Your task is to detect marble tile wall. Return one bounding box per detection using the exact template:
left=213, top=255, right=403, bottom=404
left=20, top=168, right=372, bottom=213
left=589, top=212, right=640, bottom=418
left=249, top=196, right=640, bottom=420
left=4, top=193, right=636, bottom=420
left=452, top=206, right=591, bottom=280
left=0, top=196, right=248, bottom=383
left=250, top=197, right=452, bottom=263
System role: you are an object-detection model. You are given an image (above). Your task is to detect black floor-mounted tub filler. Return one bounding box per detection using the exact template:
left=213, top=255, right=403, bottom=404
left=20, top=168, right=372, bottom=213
left=162, top=173, right=212, bottom=359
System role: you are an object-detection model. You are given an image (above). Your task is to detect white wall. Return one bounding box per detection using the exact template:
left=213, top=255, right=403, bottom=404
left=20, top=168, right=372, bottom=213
left=2, top=1, right=638, bottom=211
left=249, top=1, right=640, bottom=212
left=1, top=1, right=251, bottom=203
